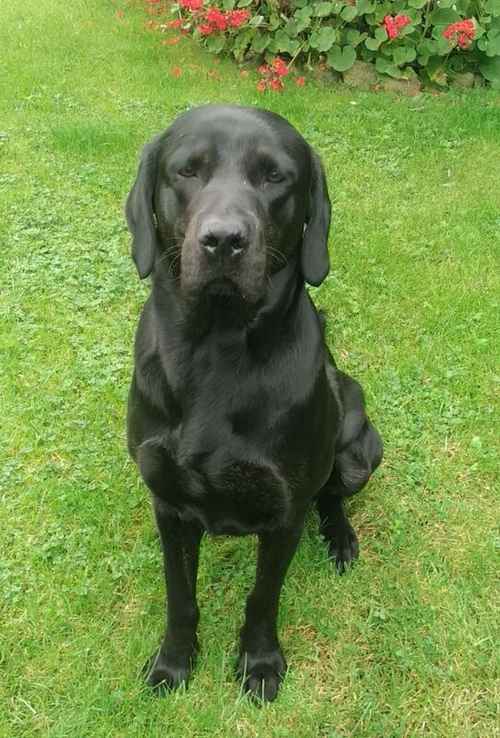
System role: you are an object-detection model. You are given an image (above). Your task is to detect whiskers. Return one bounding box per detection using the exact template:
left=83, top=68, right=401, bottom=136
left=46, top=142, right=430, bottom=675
left=267, top=245, right=287, bottom=269
left=156, top=238, right=183, bottom=279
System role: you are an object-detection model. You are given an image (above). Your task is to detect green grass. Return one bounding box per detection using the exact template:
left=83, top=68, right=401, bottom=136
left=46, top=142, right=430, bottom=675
left=1, top=1, right=499, bottom=736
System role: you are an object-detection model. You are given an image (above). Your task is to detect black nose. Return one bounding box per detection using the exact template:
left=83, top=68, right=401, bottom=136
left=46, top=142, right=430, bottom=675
left=198, top=218, right=248, bottom=258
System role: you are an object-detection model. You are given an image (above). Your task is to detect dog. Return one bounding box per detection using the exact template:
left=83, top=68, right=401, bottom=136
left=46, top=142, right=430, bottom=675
left=125, top=105, right=383, bottom=702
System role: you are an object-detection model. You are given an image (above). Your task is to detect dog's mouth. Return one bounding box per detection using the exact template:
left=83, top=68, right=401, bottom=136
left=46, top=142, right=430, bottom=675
left=204, top=277, right=248, bottom=303
left=178, top=227, right=268, bottom=313
left=206, top=277, right=239, bottom=295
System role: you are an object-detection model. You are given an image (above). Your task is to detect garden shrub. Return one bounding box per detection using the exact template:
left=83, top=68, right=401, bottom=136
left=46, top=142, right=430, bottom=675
left=165, top=0, right=500, bottom=89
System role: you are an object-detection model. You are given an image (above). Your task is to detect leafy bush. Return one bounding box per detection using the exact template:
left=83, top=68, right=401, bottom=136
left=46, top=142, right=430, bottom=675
left=166, top=0, right=500, bottom=88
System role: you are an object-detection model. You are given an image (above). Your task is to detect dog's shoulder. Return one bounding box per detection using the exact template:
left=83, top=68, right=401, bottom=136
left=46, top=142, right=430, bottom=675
left=132, top=298, right=177, bottom=417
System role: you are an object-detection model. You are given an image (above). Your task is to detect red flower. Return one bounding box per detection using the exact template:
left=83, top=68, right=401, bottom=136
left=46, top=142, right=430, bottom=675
left=443, top=19, right=475, bottom=49
left=383, top=14, right=411, bottom=40
left=180, top=0, right=203, bottom=10
left=383, top=16, right=397, bottom=40
left=205, top=7, right=227, bottom=31
left=272, top=57, right=289, bottom=77
left=199, top=23, right=213, bottom=35
left=295, top=76, right=305, bottom=87
left=257, top=58, right=291, bottom=91
left=170, top=66, right=182, bottom=77
left=395, top=14, right=411, bottom=28
left=166, top=18, right=183, bottom=29
left=227, top=9, right=250, bottom=28
left=163, top=36, right=181, bottom=45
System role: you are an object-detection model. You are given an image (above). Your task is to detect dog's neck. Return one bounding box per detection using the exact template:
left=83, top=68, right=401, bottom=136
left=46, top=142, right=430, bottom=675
left=248, top=255, right=303, bottom=331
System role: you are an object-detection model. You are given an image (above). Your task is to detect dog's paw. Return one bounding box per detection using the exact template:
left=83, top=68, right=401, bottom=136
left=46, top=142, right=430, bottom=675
left=327, top=522, right=359, bottom=575
left=143, top=647, right=195, bottom=694
left=236, top=649, right=287, bottom=703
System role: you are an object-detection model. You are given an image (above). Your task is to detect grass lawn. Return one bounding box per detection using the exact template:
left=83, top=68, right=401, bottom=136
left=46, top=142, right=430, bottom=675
left=1, top=1, right=499, bottom=736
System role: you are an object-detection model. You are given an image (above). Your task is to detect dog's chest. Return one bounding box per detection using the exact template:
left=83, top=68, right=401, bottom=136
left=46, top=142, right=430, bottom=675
left=176, top=454, right=291, bottom=535
left=147, top=330, right=332, bottom=533
left=163, top=397, right=291, bottom=533
left=152, top=363, right=303, bottom=533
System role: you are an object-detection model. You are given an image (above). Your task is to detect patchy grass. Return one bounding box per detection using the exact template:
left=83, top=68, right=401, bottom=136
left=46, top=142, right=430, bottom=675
left=1, top=1, right=499, bottom=737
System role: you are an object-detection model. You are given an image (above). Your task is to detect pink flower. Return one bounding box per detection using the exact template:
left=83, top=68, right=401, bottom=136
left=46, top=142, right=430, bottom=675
left=272, top=57, right=289, bottom=77
left=227, top=9, right=250, bottom=28
left=295, top=76, right=305, bottom=87
left=199, top=23, right=213, bottom=35
left=395, top=15, right=411, bottom=29
left=257, top=58, right=291, bottom=92
left=443, top=19, right=475, bottom=49
left=383, top=14, right=411, bottom=40
left=179, top=0, right=203, bottom=10
left=166, top=18, right=183, bottom=29
left=205, top=7, right=227, bottom=31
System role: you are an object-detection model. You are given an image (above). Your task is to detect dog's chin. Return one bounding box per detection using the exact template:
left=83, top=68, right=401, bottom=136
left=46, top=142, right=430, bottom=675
left=178, top=277, right=266, bottom=331
left=205, top=278, right=242, bottom=300
left=183, top=276, right=265, bottom=309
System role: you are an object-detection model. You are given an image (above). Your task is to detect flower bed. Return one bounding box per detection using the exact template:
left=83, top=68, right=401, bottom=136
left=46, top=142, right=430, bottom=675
left=156, top=0, right=500, bottom=90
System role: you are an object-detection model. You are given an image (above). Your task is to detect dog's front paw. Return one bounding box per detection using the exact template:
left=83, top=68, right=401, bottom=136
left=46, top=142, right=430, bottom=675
left=327, top=521, right=359, bottom=574
left=236, top=649, right=287, bottom=702
left=143, top=646, right=196, bottom=694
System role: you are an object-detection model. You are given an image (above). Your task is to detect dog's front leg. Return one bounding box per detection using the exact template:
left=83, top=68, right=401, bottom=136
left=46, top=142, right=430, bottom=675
left=145, top=495, right=203, bottom=693
left=237, top=522, right=304, bottom=702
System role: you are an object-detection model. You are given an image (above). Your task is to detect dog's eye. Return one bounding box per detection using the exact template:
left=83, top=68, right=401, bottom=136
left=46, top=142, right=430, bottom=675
left=178, top=165, right=197, bottom=178
left=266, top=168, right=284, bottom=183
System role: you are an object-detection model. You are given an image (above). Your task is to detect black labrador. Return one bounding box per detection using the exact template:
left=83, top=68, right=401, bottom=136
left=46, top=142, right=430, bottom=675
left=125, top=105, right=383, bottom=701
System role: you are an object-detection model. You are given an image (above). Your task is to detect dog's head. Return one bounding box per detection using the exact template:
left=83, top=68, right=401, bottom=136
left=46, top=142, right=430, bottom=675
left=126, top=105, right=331, bottom=308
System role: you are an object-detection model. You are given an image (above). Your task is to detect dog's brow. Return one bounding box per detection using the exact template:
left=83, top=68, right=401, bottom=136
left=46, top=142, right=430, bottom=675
left=251, top=147, right=297, bottom=178
left=167, top=144, right=211, bottom=170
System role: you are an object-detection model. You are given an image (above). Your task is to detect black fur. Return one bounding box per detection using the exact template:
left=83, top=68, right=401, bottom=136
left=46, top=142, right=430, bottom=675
left=125, top=105, right=383, bottom=701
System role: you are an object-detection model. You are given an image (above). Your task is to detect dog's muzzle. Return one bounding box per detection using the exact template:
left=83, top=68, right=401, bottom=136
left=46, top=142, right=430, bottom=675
left=198, top=216, right=250, bottom=262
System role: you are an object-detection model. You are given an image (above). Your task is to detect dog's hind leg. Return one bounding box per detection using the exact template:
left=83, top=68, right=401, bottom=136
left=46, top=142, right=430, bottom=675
left=316, top=490, right=359, bottom=574
left=317, top=371, right=383, bottom=573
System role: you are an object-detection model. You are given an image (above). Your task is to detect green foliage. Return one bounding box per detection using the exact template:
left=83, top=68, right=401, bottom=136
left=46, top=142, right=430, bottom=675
left=173, top=0, right=500, bottom=86
left=328, top=43, right=357, bottom=71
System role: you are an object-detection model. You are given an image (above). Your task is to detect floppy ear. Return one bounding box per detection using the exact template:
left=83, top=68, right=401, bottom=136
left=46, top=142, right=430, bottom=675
left=125, top=137, right=162, bottom=279
left=301, top=149, right=332, bottom=287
